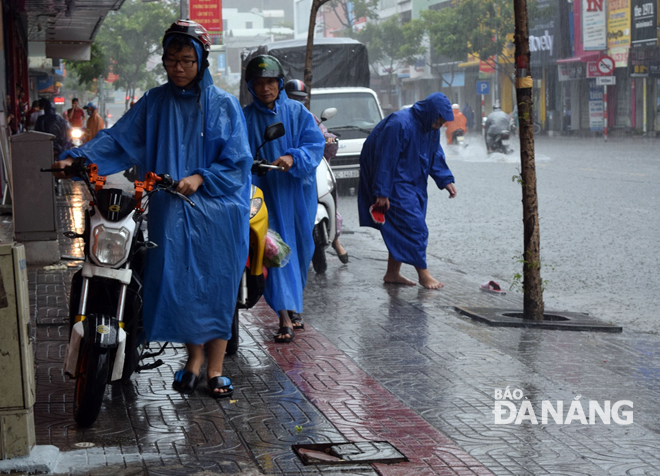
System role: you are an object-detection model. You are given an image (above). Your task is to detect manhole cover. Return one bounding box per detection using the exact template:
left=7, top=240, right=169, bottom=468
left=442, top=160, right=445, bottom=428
left=292, top=441, right=408, bottom=465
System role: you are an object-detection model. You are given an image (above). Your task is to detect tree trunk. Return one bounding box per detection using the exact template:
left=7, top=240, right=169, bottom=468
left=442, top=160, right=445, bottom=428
left=304, top=1, right=330, bottom=109
left=513, top=0, right=544, bottom=320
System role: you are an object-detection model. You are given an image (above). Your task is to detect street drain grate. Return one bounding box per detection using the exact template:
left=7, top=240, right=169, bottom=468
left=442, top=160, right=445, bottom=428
left=455, top=307, right=623, bottom=332
left=292, top=441, right=408, bottom=465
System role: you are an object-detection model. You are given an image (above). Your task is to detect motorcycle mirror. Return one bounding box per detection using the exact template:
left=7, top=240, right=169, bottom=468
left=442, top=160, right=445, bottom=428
left=264, top=122, right=285, bottom=142
left=320, top=107, right=337, bottom=122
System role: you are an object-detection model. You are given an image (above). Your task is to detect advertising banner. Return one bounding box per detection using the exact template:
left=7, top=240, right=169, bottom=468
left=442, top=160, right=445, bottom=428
left=631, top=0, right=658, bottom=46
left=190, top=0, right=223, bottom=42
left=608, top=0, right=631, bottom=49
left=588, top=81, right=605, bottom=131
left=583, top=0, right=607, bottom=50
left=529, top=0, right=565, bottom=65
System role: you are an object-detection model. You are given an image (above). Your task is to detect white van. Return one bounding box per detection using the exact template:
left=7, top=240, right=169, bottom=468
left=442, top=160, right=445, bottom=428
left=309, top=87, right=384, bottom=182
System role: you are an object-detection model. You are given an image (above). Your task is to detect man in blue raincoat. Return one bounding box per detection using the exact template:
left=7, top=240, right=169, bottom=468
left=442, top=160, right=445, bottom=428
left=358, top=92, right=457, bottom=289
left=51, top=20, right=251, bottom=398
left=242, top=55, right=325, bottom=343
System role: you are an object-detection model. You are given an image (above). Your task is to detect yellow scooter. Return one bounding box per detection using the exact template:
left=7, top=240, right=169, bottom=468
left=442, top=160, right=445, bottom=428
left=226, top=122, right=285, bottom=355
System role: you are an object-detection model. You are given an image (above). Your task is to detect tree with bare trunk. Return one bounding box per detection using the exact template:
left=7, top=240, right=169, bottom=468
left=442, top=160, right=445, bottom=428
left=513, top=0, right=544, bottom=320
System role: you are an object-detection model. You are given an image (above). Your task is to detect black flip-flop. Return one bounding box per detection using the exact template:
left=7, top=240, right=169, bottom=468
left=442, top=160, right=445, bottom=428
left=172, top=369, right=199, bottom=395
left=208, top=376, right=233, bottom=399
left=274, top=326, right=295, bottom=343
left=289, top=311, right=304, bottom=330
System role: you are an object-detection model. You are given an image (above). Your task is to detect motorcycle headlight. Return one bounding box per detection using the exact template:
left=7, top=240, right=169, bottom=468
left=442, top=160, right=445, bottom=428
left=71, top=128, right=83, bottom=139
left=92, top=225, right=130, bottom=266
left=250, top=197, right=263, bottom=219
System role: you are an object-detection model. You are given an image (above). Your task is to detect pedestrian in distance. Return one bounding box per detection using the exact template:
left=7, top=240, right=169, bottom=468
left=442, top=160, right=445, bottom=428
left=26, top=100, right=43, bottom=131
left=358, top=92, right=457, bottom=289
left=50, top=20, right=253, bottom=399
left=242, top=56, right=325, bottom=342
left=463, top=102, right=475, bottom=130
left=66, top=98, right=85, bottom=128
left=35, top=97, right=71, bottom=156
left=82, top=102, right=104, bottom=143
left=284, top=78, right=349, bottom=264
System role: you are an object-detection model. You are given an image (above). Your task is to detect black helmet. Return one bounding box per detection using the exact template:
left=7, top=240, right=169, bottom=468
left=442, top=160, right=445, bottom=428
left=245, top=55, right=284, bottom=83
left=163, top=20, right=211, bottom=71
left=284, top=79, right=307, bottom=99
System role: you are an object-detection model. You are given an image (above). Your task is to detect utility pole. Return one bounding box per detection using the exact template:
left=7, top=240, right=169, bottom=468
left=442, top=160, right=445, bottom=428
left=513, top=0, right=544, bottom=320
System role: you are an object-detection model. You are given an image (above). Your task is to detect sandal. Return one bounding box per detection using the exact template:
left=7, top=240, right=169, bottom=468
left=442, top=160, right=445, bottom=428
left=332, top=242, right=349, bottom=264
left=208, top=376, right=234, bottom=399
left=289, top=311, right=304, bottom=330
left=172, top=370, right=199, bottom=395
left=274, top=326, right=295, bottom=343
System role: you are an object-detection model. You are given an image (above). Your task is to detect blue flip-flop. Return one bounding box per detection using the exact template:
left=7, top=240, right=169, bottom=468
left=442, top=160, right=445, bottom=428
left=172, top=369, right=199, bottom=395
left=208, top=376, right=233, bottom=399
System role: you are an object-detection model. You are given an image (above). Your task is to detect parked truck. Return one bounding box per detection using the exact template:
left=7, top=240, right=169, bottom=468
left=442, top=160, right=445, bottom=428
left=241, top=37, right=384, bottom=186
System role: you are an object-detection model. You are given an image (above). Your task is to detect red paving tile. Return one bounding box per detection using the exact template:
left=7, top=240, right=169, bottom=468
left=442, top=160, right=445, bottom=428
left=243, top=302, right=494, bottom=476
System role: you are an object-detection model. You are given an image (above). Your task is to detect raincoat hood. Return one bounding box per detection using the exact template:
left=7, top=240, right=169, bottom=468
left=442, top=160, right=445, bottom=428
left=411, top=92, right=454, bottom=133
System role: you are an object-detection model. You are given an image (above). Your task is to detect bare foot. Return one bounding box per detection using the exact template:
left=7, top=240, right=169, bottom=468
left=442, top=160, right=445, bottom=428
left=383, top=273, right=417, bottom=286
left=417, top=269, right=444, bottom=289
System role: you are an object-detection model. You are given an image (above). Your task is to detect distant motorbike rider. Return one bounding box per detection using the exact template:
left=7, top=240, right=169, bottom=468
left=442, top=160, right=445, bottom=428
left=444, top=103, right=467, bottom=145
left=484, top=103, right=510, bottom=153
left=284, top=78, right=348, bottom=265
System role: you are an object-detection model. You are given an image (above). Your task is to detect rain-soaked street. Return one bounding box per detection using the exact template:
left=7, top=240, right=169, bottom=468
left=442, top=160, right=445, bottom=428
left=7, top=134, right=660, bottom=475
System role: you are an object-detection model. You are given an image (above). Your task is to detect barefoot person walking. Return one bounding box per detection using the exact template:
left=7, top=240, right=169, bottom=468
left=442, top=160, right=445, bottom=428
left=357, top=92, right=457, bottom=289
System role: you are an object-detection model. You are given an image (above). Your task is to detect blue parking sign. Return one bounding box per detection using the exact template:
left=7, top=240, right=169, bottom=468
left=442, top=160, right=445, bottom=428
left=476, top=80, right=490, bottom=95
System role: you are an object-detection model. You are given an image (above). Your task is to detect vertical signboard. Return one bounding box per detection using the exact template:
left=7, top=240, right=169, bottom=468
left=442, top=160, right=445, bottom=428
left=608, top=0, right=631, bottom=48
left=529, top=0, right=565, bottom=66
left=588, top=82, right=605, bottom=130
left=631, top=0, right=658, bottom=46
left=190, top=0, right=223, bottom=44
left=583, top=0, right=607, bottom=50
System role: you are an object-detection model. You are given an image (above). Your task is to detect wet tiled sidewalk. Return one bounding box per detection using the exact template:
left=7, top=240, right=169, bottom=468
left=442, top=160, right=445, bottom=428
left=18, top=181, right=660, bottom=474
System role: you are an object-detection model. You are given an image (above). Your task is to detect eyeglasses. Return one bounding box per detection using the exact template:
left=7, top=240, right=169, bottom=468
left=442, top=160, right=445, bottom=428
left=163, top=59, right=197, bottom=69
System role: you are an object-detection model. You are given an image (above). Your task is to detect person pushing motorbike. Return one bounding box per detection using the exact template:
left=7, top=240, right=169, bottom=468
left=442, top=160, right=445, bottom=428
left=50, top=20, right=253, bottom=399
left=242, top=56, right=325, bottom=342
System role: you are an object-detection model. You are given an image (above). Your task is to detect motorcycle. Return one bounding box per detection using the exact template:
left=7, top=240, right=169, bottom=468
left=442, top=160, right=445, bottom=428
left=312, top=108, right=339, bottom=274
left=42, top=158, right=194, bottom=427
left=451, top=128, right=467, bottom=147
left=489, top=130, right=512, bottom=154
left=227, top=122, right=285, bottom=355
left=70, top=126, right=84, bottom=147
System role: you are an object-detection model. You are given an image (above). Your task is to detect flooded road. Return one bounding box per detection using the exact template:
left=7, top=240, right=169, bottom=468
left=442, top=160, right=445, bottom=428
left=337, top=134, right=660, bottom=334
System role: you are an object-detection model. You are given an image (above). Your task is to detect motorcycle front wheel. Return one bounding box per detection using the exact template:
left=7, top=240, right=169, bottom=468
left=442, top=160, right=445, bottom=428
left=73, top=334, right=111, bottom=427
left=312, top=224, right=328, bottom=274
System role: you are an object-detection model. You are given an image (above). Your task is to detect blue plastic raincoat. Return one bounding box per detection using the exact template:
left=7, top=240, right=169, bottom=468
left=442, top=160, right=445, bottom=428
left=61, top=69, right=252, bottom=345
left=358, top=92, right=455, bottom=269
left=242, top=84, right=324, bottom=314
